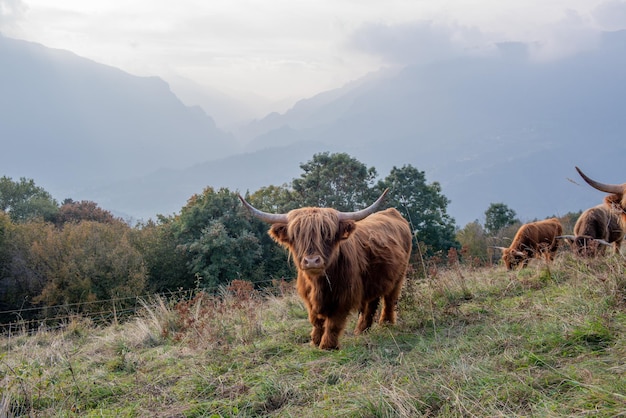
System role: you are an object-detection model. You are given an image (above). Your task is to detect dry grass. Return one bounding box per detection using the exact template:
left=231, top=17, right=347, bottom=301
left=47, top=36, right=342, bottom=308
left=1, top=254, right=625, bottom=417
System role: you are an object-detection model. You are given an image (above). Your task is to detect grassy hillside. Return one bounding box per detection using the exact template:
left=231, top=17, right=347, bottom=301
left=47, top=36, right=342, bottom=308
left=1, top=254, right=625, bottom=417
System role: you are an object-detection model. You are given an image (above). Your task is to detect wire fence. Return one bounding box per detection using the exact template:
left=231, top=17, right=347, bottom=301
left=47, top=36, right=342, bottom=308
left=0, top=277, right=291, bottom=337
left=0, top=289, right=190, bottom=336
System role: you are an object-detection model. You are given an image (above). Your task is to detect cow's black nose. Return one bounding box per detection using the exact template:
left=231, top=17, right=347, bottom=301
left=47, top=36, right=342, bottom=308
left=303, top=255, right=323, bottom=269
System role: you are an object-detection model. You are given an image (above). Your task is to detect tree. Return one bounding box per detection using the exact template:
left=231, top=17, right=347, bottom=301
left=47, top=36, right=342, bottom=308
left=186, top=220, right=264, bottom=288
left=484, top=203, right=518, bottom=234
left=1, top=219, right=53, bottom=315
left=172, top=187, right=289, bottom=289
left=53, top=199, right=118, bottom=226
left=131, top=218, right=189, bottom=293
left=456, top=220, right=489, bottom=264
left=0, top=211, right=16, bottom=312
left=0, top=177, right=58, bottom=223
left=247, top=184, right=296, bottom=213
left=378, top=165, right=459, bottom=255
left=32, top=220, right=147, bottom=309
left=292, top=152, right=378, bottom=210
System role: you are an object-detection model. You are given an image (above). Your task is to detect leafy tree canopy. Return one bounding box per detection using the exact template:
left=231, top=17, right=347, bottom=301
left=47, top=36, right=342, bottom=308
left=247, top=184, right=296, bottom=213
left=456, top=220, right=489, bottom=263
left=0, top=176, right=58, bottom=223
left=130, top=218, right=189, bottom=293
left=292, top=152, right=377, bottom=210
left=172, top=187, right=292, bottom=289
left=33, top=221, right=146, bottom=308
left=54, top=199, right=118, bottom=226
left=378, top=165, right=459, bottom=255
left=0, top=211, right=13, bottom=284
left=484, top=203, right=518, bottom=234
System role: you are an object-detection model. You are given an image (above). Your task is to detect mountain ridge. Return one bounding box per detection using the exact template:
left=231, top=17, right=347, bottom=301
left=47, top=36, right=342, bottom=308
left=0, top=34, right=237, bottom=198
left=3, top=32, right=626, bottom=226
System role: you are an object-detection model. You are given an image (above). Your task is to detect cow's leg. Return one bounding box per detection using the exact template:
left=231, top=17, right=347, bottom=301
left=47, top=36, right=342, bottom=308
left=380, top=282, right=402, bottom=324
left=319, top=312, right=349, bottom=350
left=355, top=299, right=380, bottom=334
left=309, top=312, right=325, bottom=347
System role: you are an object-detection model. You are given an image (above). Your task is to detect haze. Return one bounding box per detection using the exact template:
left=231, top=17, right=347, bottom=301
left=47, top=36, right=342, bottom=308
left=3, top=0, right=625, bottom=118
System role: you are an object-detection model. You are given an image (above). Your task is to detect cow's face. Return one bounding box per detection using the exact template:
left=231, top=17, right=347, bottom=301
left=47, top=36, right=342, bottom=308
left=605, top=194, right=626, bottom=226
left=269, top=208, right=356, bottom=277
left=502, top=248, right=525, bottom=270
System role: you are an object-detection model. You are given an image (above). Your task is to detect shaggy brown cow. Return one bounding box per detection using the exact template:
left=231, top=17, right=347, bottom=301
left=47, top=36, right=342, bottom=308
left=494, top=218, right=563, bottom=270
left=576, top=166, right=626, bottom=224
left=558, top=166, right=626, bottom=256
left=239, top=189, right=412, bottom=350
left=558, top=205, right=621, bottom=256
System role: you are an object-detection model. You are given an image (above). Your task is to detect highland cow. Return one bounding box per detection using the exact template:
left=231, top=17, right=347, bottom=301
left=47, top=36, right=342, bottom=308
left=557, top=206, right=622, bottom=257
left=495, top=218, right=563, bottom=270
left=239, top=189, right=412, bottom=350
left=560, top=167, right=626, bottom=256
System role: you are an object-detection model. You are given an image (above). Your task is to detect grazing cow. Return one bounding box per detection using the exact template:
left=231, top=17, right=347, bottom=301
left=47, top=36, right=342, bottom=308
left=557, top=166, right=626, bottom=256
left=239, top=189, right=412, bottom=350
left=494, top=218, right=563, bottom=270
left=576, top=166, right=626, bottom=222
left=558, top=205, right=622, bottom=256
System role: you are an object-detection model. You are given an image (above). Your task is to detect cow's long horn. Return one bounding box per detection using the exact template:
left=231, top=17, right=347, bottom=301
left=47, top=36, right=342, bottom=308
left=594, top=238, right=612, bottom=246
left=238, top=195, right=288, bottom=224
left=576, top=167, right=626, bottom=194
left=337, top=189, right=389, bottom=221
left=556, top=235, right=575, bottom=240
left=491, top=246, right=508, bottom=251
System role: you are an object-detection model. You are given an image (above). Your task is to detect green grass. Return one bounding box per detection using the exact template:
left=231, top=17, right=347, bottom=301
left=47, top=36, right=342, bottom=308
left=1, top=253, right=625, bottom=417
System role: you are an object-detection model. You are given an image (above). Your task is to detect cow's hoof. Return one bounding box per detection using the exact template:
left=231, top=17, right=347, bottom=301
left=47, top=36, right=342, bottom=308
left=319, top=343, right=339, bottom=350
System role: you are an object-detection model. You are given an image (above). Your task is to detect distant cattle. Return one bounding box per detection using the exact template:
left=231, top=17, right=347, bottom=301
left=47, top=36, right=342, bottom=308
left=239, top=189, right=412, bottom=350
left=494, top=218, right=563, bottom=270
left=558, top=205, right=622, bottom=257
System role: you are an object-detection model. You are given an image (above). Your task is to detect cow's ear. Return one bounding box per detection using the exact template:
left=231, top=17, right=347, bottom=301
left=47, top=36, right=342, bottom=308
left=338, top=220, right=356, bottom=240
left=269, top=223, right=290, bottom=245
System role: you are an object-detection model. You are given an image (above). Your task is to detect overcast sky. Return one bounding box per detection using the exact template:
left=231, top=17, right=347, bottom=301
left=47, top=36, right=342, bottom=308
left=2, top=0, right=626, bottom=106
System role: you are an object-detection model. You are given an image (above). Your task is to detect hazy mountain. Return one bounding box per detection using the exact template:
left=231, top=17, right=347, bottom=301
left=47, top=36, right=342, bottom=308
left=222, top=31, right=626, bottom=226
left=0, top=34, right=237, bottom=199
left=237, top=69, right=400, bottom=147
left=2, top=32, right=626, bottom=227
left=164, top=73, right=280, bottom=131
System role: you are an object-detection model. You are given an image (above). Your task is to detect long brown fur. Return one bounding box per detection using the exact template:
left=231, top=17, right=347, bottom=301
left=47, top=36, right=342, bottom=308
left=571, top=204, right=623, bottom=256
left=501, top=218, right=563, bottom=270
left=269, top=207, right=412, bottom=349
left=574, top=167, right=626, bottom=255
left=604, top=194, right=626, bottom=228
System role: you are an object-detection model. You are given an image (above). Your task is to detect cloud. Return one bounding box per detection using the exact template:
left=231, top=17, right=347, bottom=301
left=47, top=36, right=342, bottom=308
left=348, top=6, right=609, bottom=68
left=346, top=20, right=488, bottom=66
left=529, top=9, right=601, bottom=61
left=0, top=0, right=27, bottom=31
left=593, top=0, right=626, bottom=30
